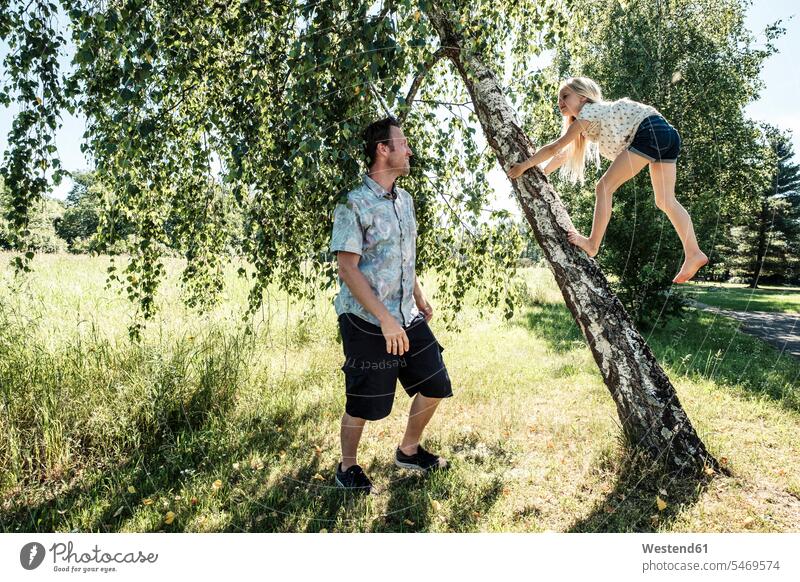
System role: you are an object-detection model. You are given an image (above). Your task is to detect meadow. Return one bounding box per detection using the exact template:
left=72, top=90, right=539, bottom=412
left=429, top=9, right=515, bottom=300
left=1, top=253, right=799, bottom=532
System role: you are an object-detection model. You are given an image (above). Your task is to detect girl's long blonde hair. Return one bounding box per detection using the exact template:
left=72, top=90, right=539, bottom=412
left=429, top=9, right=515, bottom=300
left=559, top=77, right=602, bottom=185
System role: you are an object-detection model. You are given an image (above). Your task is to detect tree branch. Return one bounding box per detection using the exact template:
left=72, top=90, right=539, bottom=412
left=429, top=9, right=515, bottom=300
left=366, top=80, right=393, bottom=117
left=417, top=99, right=473, bottom=108
left=377, top=0, right=393, bottom=21
left=398, top=47, right=448, bottom=123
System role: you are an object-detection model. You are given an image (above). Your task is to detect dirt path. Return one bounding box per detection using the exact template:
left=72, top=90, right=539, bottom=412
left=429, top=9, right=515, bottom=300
left=693, top=301, right=800, bottom=358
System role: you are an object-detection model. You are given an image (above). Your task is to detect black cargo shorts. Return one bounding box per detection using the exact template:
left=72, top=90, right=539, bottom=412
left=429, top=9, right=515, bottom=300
left=338, top=312, right=453, bottom=421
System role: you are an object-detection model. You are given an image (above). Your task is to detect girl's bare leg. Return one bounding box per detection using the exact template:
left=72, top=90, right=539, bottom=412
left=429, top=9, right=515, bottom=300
left=567, top=150, right=650, bottom=257
left=649, top=161, right=708, bottom=283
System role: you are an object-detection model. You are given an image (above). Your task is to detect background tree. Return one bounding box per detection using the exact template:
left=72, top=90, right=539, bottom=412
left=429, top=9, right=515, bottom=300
left=743, top=126, right=800, bottom=286
left=0, top=177, right=10, bottom=250
left=53, top=170, right=101, bottom=249
left=1, top=176, right=64, bottom=252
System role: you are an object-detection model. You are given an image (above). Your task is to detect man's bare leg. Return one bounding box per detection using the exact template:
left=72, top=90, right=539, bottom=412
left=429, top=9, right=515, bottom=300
left=340, top=412, right=367, bottom=471
left=398, top=394, right=447, bottom=467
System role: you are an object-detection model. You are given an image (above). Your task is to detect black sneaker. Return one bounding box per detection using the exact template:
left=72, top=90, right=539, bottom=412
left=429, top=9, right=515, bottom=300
left=335, top=463, right=372, bottom=493
left=394, top=444, right=448, bottom=472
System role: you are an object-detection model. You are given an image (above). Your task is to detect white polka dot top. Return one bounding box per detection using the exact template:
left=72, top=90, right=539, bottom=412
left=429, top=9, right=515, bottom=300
left=576, top=98, right=661, bottom=160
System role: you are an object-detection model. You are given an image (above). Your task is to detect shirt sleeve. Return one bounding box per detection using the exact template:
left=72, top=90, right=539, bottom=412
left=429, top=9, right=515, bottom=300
left=330, top=199, right=364, bottom=255
left=404, top=189, right=418, bottom=231
left=576, top=102, right=601, bottom=134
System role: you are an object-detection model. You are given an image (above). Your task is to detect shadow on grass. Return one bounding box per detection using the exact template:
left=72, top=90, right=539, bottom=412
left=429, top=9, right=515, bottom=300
left=514, top=303, right=586, bottom=354
left=516, top=300, right=800, bottom=413
left=375, top=434, right=507, bottom=533
left=568, top=447, right=715, bottom=533
left=647, top=309, right=800, bottom=413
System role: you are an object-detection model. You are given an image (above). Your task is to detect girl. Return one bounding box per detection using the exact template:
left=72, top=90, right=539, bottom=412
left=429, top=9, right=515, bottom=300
left=508, top=77, right=708, bottom=284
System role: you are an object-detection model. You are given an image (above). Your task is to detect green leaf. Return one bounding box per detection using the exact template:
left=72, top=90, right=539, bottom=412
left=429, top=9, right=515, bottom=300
left=120, top=88, right=137, bottom=102
left=105, top=9, right=119, bottom=32
left=74, top=46, right=93, bottom=64
left=138, top=119, right=156, bottom=138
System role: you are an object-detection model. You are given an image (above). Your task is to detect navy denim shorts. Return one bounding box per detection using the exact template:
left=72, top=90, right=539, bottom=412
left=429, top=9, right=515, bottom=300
left=338, top=313, right=453, bottom=421
left=628, top=115, right=681, bottom=163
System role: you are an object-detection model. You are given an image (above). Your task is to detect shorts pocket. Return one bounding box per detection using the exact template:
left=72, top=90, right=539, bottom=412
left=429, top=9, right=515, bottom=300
left=342, top=368, right=393, bottom=421
left=431, top=341, right=445, bottom=365
left=650, top=125, right=674, bottom=153
left=342, top=365, right=369, bottom=394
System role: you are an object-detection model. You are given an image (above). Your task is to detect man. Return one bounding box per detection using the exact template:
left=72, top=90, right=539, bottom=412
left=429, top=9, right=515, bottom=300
left=329, top=116, right=453, bottom=494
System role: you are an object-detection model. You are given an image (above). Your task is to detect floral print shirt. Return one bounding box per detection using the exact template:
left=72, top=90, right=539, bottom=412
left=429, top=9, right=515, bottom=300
left=330, top=174, right=419, bottom=327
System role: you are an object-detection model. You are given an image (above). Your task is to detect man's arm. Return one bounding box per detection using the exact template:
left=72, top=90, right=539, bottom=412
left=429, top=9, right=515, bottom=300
left=413, top=275, right=433, bottom=322
left=337, top=251, right=409, bottom=356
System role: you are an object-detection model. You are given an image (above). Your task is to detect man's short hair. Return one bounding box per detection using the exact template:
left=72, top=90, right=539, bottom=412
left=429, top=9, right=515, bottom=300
left=363, top=116, right=401, bottom=167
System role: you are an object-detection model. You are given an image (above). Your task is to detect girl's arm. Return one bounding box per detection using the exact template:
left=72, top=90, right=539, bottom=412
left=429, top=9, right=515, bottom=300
left=542, top=149, right=568, bottom=176
left=507, top=119, right=589, bottom=179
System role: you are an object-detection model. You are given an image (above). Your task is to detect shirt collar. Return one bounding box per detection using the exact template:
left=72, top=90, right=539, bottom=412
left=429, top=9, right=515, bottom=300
left=363, top=173, right=398, bottom=200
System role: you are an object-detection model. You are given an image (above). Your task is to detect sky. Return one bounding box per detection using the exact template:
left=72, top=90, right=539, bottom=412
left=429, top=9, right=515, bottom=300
left=0, top=0, right=798, bottom=204
left=743, top=0, right=800, bottom=150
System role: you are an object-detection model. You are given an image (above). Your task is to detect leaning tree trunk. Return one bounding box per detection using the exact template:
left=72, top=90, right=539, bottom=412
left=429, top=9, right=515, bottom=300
left=426, top=9, right=719, bottom=474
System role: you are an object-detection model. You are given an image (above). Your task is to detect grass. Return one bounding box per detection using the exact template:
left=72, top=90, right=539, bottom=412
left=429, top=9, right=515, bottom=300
left=684, top=281, right=800, bottom=313
left=1, top=252, right=799, bottom=533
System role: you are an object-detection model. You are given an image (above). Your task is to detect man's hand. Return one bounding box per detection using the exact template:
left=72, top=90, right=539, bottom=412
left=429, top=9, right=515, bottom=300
left=416, top=297, right=434, bottom=322
left=380, top=317, right=409, bottom=356
left=507, top=158, right=532, bottom=179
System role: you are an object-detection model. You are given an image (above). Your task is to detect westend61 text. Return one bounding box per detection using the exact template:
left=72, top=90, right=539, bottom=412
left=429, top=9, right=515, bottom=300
left=642, top=543, right=708, bottom=554
left=49, top=542, right=158, bottom=564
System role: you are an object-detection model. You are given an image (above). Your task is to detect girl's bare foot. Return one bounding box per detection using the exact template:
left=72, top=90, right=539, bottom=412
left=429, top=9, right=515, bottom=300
left=567, top=231, right=599, bottom=257
left=673, top=251, right=709, bottom=283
